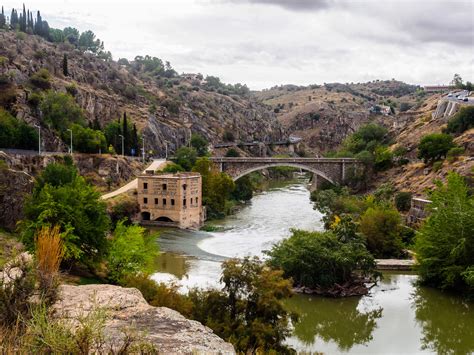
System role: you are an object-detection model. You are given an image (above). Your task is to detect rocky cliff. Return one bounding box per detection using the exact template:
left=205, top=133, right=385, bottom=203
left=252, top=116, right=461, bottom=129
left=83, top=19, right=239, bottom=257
left=0, top=30, right=282, bottom=155
left=54, top=284, right=235, bottom=354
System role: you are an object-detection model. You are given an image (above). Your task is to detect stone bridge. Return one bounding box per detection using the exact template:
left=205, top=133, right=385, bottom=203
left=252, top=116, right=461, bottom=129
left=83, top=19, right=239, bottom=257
left=210, top=157, right=362, bottom=185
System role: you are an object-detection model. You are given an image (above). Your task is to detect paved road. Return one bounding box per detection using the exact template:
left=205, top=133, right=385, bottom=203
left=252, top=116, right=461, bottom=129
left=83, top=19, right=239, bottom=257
left=446, top=90, right=474, bottom=105
left=101, top=159, right=167, bottom=200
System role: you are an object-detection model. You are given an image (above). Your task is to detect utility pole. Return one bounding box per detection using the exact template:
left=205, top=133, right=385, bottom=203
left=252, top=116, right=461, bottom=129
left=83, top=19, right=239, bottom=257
left=34, top=124, right=41, bottom=155
left=119, top=134, right=124, bottom=156
left=165, top=142, right=168, bottom=159
left=141, top=136, right=145, bottom=163
left=67, top=128, right=73, bottom=154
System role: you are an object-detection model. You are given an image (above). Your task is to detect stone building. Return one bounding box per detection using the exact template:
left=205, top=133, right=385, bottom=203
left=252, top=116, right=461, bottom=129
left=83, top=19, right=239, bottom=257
left=137, top=172, right=204, bottom=229
left=407, top=197, right=432, bottom=226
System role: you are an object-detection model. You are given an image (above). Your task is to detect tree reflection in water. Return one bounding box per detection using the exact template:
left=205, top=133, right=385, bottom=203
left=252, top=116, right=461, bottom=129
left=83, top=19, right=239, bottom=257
left=412, top=287, right=474, bottom=354
left=285, top=294, right=382, bottom=351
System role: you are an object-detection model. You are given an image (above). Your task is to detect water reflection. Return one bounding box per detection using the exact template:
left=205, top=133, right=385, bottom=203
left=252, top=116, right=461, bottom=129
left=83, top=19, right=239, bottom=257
left=285, top=294, right=382, bottom=351
left=413, top=286, right=474, bottom=354
left=155, top=252, right=190, bottom=279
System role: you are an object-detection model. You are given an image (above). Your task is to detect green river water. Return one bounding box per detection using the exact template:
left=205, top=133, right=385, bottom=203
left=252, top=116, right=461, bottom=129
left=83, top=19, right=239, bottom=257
left=150, top=177, right=474, bottom=354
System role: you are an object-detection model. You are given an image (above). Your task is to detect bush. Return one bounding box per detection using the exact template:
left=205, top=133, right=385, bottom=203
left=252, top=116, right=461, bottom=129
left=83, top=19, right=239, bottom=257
left=106, top=221, right=158, bottom=283
left=120, top=274, right=193, bottom=317
left=29, top=69, right=51, bottom=90
left=445, top=106, right=474, bottom=134
left=418, top=133, right=455, bottom=163
left=190, top=133, right=208, bottom=156
left=446, top=146, right=465, bottom=162
left=27, top=92, right=43, bottom=107
left=266, top=229, right=377, bottom=290
left=415, top=173, right=474, bottom=296
left=224, top=148, right=240, bottom=157
left=432, top=161, right=443, bottom=172
left=108, top=197, right=139, bottom=227
left=222, top=130, right=235, bottom=142
left=395, top=191, right=412, bottom=212
left=231, top=175, right=253, bottom=201
left=40, top=91, right=85, bottom=132
left=359, top=206, right=405, bottom=258
left=374, top=146, right=393, bottom=171
left=68, top=123, right=106, bottom=154
left=65, top=84, right=78, bottom=97
left=159, top=162, right=185, bottom=173
left=172, top=147, right=197, bottom=171
left=0, top=109, right=38, bottom=150
left=399, top=102, right=412, bottom=112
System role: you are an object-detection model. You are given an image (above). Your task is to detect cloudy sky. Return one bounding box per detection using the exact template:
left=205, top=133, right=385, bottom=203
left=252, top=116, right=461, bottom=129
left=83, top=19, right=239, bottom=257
left=3, top=0, right=473, bottom=89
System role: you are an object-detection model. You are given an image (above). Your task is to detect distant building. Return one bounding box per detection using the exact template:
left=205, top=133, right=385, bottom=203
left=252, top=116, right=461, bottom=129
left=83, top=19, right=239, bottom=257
left=369, top=104, right=392, bottom=115
left=423, top=85, right=453, bottom=93
left=137, top=172, right=204, bottom=229
left=407, top=197, right=432, bottom=225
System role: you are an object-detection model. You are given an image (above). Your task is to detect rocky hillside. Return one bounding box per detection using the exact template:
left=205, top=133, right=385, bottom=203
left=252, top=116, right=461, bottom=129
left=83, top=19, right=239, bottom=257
left=0, top=30, right=282, bottom=155
left=254, top=81, right=432, bottom=154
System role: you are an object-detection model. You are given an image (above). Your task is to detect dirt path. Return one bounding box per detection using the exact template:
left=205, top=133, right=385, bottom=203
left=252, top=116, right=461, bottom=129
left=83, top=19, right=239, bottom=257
left=101, top=159, right=167, bottom=200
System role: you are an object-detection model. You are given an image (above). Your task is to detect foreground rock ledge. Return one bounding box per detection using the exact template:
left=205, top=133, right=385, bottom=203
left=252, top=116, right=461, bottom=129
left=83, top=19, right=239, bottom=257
left=54, top=284, right=235, bottom=354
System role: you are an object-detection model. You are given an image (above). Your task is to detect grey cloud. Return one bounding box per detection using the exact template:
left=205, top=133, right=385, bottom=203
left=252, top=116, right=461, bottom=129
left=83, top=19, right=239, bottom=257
left=222, top=0, right=332, bottom=11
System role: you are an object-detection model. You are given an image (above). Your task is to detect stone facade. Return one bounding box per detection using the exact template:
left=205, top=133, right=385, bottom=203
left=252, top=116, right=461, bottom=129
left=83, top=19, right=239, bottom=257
left=211, top=157, right=362, bottom=185
left=137, top=172, right=204, bottom=229
left=407, top=197, right=432, bottom=226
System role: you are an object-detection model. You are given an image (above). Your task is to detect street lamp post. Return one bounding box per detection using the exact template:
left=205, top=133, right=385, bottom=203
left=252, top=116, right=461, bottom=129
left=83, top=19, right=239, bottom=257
left=34, top=124, right=41, bottom=155
left=119, top=134, right=124, bottom=156
left=141, top=136, right=145, bottom=163
left=67, top=128, right=73, bottom=154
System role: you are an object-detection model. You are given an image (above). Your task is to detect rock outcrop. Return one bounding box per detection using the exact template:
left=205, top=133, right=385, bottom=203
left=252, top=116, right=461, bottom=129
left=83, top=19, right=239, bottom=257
left=54, top=284, right=235, bottom=355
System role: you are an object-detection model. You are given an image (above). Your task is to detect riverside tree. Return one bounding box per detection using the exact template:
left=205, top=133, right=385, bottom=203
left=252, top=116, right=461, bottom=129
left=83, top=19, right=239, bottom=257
left=415, top=173, right=474, bottom=297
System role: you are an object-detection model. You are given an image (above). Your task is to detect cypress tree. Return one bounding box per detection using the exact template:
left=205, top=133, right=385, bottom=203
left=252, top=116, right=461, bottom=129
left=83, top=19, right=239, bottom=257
left=0, top=7, right=5, bottom=28
left=122, top=112, right=129, bottom=155
left=34, top=11, right=42, bottom=35
left=20, top=3, right=26, bottom=32
left=132, top=123, right=138, bottom=153
left=93, top=117, right=101, bottom=130
left=62, top=54, right=69, bottom=76
left=10, top=9, right=18, bottom=29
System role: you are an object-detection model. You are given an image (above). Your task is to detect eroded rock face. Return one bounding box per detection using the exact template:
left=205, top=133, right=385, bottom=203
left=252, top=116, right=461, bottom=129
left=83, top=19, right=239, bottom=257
left=54, top=284, right=235, bottom=355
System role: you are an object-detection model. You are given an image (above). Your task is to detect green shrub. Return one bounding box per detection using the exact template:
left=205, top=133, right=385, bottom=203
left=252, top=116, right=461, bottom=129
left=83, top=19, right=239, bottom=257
left=29, top=69, right=51, bottom=90
left=172, top=147, right=197, bottom=171
left=418, top=133, right=455, bottom=163
left=0, top=109, right=38, bottom=150
left=222, top=130, right=235, bottom=142
left=446, top=146, right=465, bottom=162
left=445, top=106, right=474, bottom=134
left=225, top=148, right=240, bottom=157
left=27, top=92, right=43, bottom=107
left=359, top=206, right=405, bottom=258
left=159, top=162, right=185, bottom=173
left=65, top=84, right=78, bottom=97
left=395, top=191, right=412, bottom=212
left=266, top=229, right=377, bottom=289
left=120, top=274, right=193, bottom=317
left=67, top=123, right=106, bottom=154
left=432, top=161, right=443, bottom=172
left=374, top=146, right=393, bottom=171
left=190, top=133, right=208, bottom=156
left=108, top=196, right=139, bottom=227
left=231, top=175, right=253, bottom=201
left=106, top=221, right=158, bottom=283
left=40, top=91, right=85, bottom=132
left=415, top=173, right=474, bottom=296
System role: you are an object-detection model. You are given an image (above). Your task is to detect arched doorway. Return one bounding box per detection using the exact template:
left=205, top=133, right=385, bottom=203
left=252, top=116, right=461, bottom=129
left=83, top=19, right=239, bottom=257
left=141, top=211, right=151, bottom=221
left=155, top=216, right=174, bottom=222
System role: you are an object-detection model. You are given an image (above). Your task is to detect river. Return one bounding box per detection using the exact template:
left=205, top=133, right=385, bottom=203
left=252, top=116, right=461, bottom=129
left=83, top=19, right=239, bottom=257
left=150, top=176, right=474, bottom=354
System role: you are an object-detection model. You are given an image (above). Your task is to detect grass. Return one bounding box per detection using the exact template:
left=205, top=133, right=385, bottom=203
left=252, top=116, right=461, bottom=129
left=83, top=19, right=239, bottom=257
left=0, top=230, right=23, bottom=269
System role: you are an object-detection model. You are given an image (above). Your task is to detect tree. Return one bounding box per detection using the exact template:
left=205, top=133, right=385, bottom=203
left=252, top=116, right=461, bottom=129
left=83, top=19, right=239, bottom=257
left=34, top=10, right=43, bottom=35
left=415, top=173, right=474, bottom=296
left=223, top=130, right=235, bottom=142
left=173, top=147, right=197, bottom=171
left=188, top=257, right=294, bottom=354
left=231, top=176, right=253, bottom=201
left=451, top=73, right=463, bottom=89
left=62, top=54, right=68, bottom=76
left=266, top=228, right=378, bottom=292
left=418, top=133, right=455, bottom=163
left=359, top=206, right=404, bottom=258
left=395, top=191, right=412, bottom=212
left=225, top=148, right=240, bottom=157
left=190, top=133, right=208, bottom=156
left=0, top=7, right=6, bottom=28
left=106, top=221, right=158, bottom=283
left=122, top=112, right=129, bottom=155
left=0, top=109, right=38, bottom=150
left=10, top=9, right=18, bottom=29
left=40, top=91, right=85, bottom=132
left=79, top=30, right=103, bottom=53
left=29, top=68, right=51, bottom=90
left=446, top=106, right=474, bottom=134
left=63, top=27, right=79, bottom=45
left=21, top=162, right=110, bottom=266
left=68, top=123, right=107, bottom=154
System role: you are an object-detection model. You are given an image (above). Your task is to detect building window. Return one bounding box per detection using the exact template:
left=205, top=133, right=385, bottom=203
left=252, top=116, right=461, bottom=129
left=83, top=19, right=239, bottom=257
left=183, top=184, right=187, bottom=191
left=163, top=198, right=167, bottom=206
left=183, top=198, right=186, bottom=206
left=154, top=198, right=158, bottom=205
left=171, top=199, right=175, bottom=206
left=143, top=182, right=148, bottom=190
left=143, top=197, right=148, bottom=204
left=195, top=197, right=198, bottom=204
left=162, top=184, right=167, bottom=191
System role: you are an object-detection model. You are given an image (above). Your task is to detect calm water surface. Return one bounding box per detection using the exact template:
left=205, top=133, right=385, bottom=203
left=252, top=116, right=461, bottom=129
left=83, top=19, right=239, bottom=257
left=150, top=178, right=474, bottom=354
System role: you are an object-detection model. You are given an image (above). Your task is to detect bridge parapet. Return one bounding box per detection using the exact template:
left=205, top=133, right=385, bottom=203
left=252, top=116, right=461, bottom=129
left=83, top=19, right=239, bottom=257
left=210, top=157, right=362, bottom=185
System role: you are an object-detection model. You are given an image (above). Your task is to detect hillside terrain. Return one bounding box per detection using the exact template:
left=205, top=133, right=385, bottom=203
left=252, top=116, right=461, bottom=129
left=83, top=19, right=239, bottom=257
left=0, top=30, right=282, bottom=156
left=254, top=81, right=432, bottom=154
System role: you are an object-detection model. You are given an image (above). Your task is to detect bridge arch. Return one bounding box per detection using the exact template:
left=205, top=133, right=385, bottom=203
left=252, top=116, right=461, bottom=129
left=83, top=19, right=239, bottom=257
left=232, top=163, right=335, bottom=185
